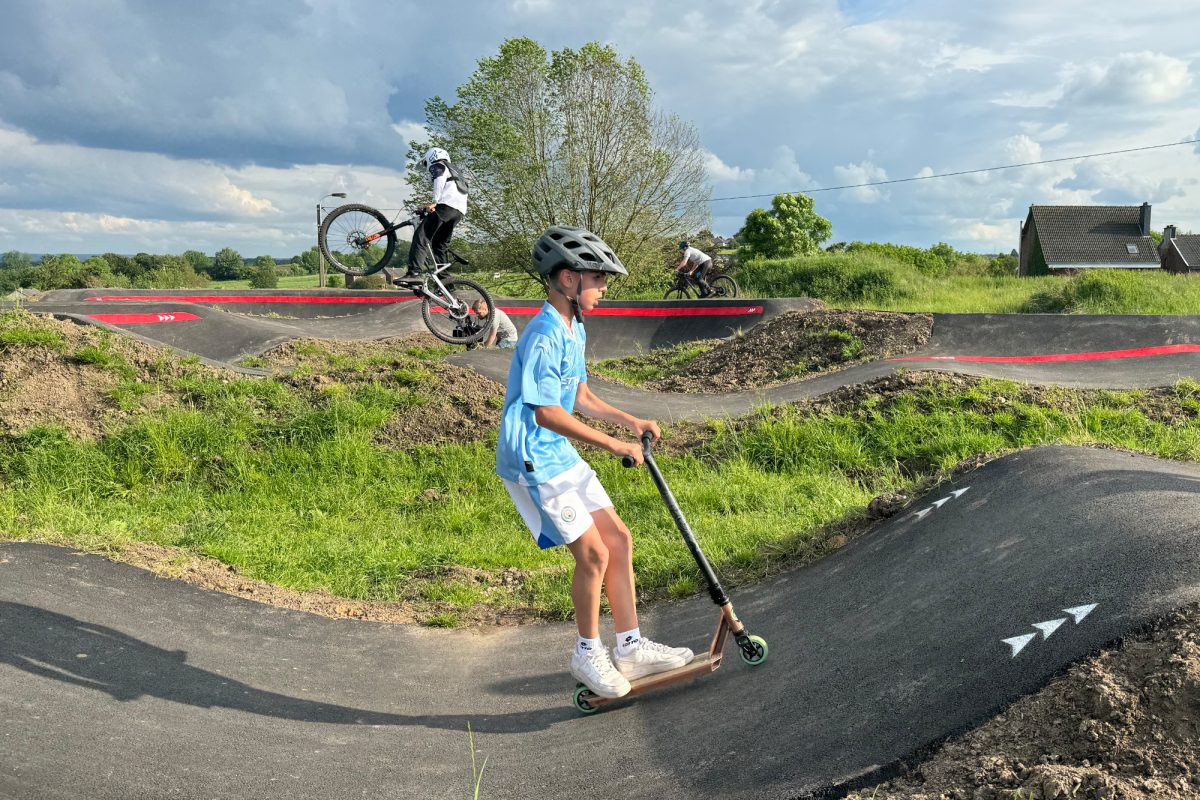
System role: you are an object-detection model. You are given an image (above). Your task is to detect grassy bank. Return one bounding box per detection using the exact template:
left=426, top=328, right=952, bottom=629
left=734, top=253, right=1200, bottom=314
left=6, top=310, right=1200, bottom=625
left=212, top=274, right=323, bottom=290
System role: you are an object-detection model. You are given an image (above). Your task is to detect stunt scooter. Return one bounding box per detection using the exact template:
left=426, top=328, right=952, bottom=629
left=572, top=433, right=769, bottom=714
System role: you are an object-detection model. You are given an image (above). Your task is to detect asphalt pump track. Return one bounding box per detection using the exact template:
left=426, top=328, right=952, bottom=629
left=3, top=289, right=1200, bottom=798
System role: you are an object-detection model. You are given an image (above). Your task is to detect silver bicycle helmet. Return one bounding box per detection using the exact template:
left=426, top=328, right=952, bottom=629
left=532, top=226, right=628, bottom=277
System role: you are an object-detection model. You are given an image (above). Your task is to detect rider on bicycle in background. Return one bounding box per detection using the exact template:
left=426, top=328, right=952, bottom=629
left=401, top=147, right=469, bottom=282
left=675, top=240, right=714, bottom=298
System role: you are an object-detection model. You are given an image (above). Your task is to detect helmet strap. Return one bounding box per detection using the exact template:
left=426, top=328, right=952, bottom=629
left=552, top=269, right=585, bottom=325
left=569, top=270, right=584, bottom=324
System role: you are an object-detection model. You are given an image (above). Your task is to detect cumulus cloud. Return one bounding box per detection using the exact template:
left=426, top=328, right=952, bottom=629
left=1057, top=158, right=1192, bottom=205
left=2, top=0, right=1199, bottom=254
left=702, top=151, right=754, bottom=182
left=392, top=120, right=430, bottom=148
left=1061, top=52, right=1192, bottom=106
left=0, top=122, right=412, bottom=253
left=833, top=160, right=889, bottom=203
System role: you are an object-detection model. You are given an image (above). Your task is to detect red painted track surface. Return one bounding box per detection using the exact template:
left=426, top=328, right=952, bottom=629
left=86, top=312, right=203, bottom=325
left=86, top=294, right=418, bottom=305
left=85, top=294, right=764, bottom=318
left=890, top=344, right=1200, bottom=364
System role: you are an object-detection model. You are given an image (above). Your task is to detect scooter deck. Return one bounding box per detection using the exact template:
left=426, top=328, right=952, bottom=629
left=583, top=652, right=724, bottom=709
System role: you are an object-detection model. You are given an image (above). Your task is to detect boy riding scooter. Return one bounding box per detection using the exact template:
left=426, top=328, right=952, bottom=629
left=495, top=226, right=695, bottom=700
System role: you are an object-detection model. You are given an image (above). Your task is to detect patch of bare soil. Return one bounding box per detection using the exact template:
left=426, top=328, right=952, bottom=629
left=96, top=540, right=541, bottom=626
left=645, top=310, right=933, bottom=393
left=846, top=604, right=1200, bottom=800
left=0, top=312, right=206, bottom=438
left=256, top=334, right=506, bottom=446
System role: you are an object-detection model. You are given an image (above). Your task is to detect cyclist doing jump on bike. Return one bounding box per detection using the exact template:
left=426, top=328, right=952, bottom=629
left=675, top=240, right=714, bottom=297
left=401, top=147, right=468, bottom=281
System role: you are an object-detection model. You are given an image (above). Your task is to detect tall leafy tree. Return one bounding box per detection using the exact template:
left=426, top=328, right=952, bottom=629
left=738, top=194, right=833, bottom=260
left=182, top=250, right=212, bottom=276
left=412, top=38, right=710, bottom=280
left=211, top=247, right=246, bottom=281
left=249, top=256, right=279, bottom=289
left=1, top=251, right=33, bottom=271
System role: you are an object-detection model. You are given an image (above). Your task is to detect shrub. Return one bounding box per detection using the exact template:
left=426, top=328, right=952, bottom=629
left=1021, top=270, right=1164, bottom=314
left=350, top=274, right=387, bottom=290
left=740, top=254, right=901, bottom=303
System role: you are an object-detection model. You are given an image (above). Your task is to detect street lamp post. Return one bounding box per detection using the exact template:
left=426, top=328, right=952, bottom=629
left=317, top=192, right=347, bottom=288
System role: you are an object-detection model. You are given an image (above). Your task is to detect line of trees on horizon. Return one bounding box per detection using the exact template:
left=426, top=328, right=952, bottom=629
left=0, top=247, right=336, bottom=292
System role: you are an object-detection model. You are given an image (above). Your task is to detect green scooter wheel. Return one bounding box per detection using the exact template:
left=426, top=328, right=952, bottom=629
left=739, top=634, right=768, bottom=666
left=573, top=684, right=600, bottom=714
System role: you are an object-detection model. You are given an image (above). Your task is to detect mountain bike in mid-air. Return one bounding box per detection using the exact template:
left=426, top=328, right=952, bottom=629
left=318, top=203, right=494, bottom=345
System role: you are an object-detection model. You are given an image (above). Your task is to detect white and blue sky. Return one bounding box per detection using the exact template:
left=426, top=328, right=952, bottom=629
left=1, top=0, right=1198, bottom=257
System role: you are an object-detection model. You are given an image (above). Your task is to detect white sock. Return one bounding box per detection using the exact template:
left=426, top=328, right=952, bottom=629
left=615, top=627, right=642, bottom=656
left=575, top=635, right=603, bottom=657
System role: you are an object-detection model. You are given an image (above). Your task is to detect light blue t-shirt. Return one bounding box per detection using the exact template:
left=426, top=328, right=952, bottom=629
left=496, top=303, right=587, bottom=485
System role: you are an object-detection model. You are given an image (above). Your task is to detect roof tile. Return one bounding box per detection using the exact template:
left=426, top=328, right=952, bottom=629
left=1171, top=235, right=1200, bottom=267
left=1030, top=205, right=1160, bottom=266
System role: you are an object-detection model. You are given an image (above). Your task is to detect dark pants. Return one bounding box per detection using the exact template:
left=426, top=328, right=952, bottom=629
left=408, top=205, right=463, bottom=271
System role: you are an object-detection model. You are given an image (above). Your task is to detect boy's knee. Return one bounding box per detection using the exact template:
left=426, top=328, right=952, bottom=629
left=605, top=523, right=633, bottom=560
left=578, top=541, right=609, bottom=574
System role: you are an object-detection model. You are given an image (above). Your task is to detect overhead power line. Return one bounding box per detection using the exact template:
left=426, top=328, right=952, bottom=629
left=707, top=138, right=1200, bottom=203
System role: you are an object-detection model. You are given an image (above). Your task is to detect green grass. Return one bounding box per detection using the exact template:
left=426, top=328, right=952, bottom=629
left=212, top=274, right=322, bottom=290
left=717, top=253, right=1200, bottom=314
left=590, top=341, right=716, bottom=386
left=7, top=326, right=1200, bottom=622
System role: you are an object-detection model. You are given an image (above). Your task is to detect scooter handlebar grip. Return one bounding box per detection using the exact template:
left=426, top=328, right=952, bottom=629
left=621, top=455, right=636, bottom=468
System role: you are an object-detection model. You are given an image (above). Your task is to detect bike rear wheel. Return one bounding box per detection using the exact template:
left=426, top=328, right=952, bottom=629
left=318, top=203, right=396, bottom=277
left=709, top=275, right=739, bottom=298
left=421, top=277, right=495, bottom=345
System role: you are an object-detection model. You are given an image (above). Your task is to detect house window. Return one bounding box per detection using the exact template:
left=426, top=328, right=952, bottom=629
left=1126, top=244, right=1139, bottom=254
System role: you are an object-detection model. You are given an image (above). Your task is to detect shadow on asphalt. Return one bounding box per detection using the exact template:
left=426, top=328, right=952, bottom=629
left=0, top=602, right=575, bottom=734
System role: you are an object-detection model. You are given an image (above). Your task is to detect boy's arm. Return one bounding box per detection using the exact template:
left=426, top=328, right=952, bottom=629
left=534, top=404, right=643, bottom=464
left=573, top=381, right=661, bottom=443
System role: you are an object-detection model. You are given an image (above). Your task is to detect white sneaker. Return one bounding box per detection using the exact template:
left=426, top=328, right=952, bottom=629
left=570, top=648, right=632, bottom=699
left=612, top=638, right=695, bottom=680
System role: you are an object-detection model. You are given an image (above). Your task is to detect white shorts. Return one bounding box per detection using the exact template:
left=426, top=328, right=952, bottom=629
left=502, top=460, right=614, bottom=549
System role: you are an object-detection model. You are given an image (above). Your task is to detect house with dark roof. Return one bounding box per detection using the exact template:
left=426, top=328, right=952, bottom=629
left=1159, top=225, right=1200, bottom=274
left=1018, top=203, right=1161, bottom=276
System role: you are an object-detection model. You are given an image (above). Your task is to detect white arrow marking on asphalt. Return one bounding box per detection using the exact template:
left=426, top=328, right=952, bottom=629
left=912, top=506, right=934, bottom=521
left=1063, top=604, right=1098, bottom=624
left=1032, top=618, right=1067, bottom=640
left=1003, top=633, right=1037, bottom=658
left=909, top=487, right=969, bottom=521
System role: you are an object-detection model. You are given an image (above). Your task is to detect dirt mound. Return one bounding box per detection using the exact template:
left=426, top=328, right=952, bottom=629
left=640, top=310, right=931, bottom=393
left=847, top=604, right=1200, bottom=800
left=0, top=309, right=201, bottom=438
left=253, top=335, right=505, bottom=446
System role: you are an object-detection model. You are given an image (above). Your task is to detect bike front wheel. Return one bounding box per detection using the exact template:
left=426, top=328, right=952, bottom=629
left=318, top=203, right=396, bottom=277
left=421, top=277, right=495, bottom=345
left=664, top=284, right=694, bottom=300
left=709, top=275, right=739, bottom=298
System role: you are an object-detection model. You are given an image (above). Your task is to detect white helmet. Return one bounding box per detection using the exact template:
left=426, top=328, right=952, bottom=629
left=423, top=147, right=450, bottom=169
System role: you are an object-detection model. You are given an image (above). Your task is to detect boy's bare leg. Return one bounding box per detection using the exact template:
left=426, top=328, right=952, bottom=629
left=592, top=507, right=638, bottom=632
left=566, top=527, right=609, bottom=639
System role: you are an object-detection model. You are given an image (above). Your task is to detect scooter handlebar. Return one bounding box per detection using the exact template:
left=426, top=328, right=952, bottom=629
left=620, top=432, right=656, bottom=468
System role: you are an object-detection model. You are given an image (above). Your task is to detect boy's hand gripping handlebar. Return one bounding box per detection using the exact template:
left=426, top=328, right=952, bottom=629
left=620, top=432, right=655, bottom=468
